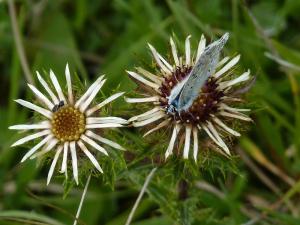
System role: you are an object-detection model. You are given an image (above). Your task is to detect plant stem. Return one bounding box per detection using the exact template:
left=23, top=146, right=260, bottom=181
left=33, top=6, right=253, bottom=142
left=73, top=174, right=91, bottom=225
left=125, top=167, right=157, bottom=225
left=8, top=0, right=34, bottom=85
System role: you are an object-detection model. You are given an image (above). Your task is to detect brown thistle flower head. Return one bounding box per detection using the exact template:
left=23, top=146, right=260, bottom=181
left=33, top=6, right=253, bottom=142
left=126, top=33, right=252, bottom=160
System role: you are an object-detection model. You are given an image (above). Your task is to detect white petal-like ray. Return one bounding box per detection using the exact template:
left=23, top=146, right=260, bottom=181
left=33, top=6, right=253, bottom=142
left=86, top=123, right=123, bottom=129
left=86, top=92, right=125, bottom=116
left=75, top=75, right=104, bottom=108
left=47, top=146, right=63, bottom=185
left=27, top=84, right=54, bottom=110
left=206, top=122, right=230, bottom=155
left=11, top=130, right=50, bottom=147
left=86, top=117, right=128, bottom=125
left=86, top=130, right=125, bottom=151
left=148, top=43, right=172, bottom=74
left=201, top=124, right=227, bottom=154
left=192, top=127, right=199, bottom=162
left=143, top=118, right=171, bottom=137
left=216, top=56, right=230, bottom=68
left=165, top=124, right=181, bottom=159
left=219, top=70, right=251, bottom=89
left=80, top=134, right=108, bottom=155
left=157, top=53, right=173, bottom=72
left=129, top=107, right=161, bottom=122
left=195, top=34, right=206, bottom=62
left=127, top=71, right=160, bottom=90
left=36, top=71, right=59, bottom=104
left=183, top=125, right=192, bottom=159
left=78, top=140, right=103, bottom=173
left=79, top=79, right=106, bottom=112
left=136, top=67, right=163, bottom=84
left=49, top=70, right=66, bottom=102
left=221, top=96, right=243, bottom=102
left=9, top=121, right=50, bottom=130
left=170, top=37, right=180, bottom=66
left=179, top=56, right=183, bottom=67
left=134, top=110, right=165, bottom=123
left=185, top=35, right=192, bottom=66
left=70, top=141, right=79, bottom=185
left=212, top=116, right=240, bottom=136
left=214, top=55, right=240, bottom=78
left=15, top=99, right=52, bottom=119
left=132, top=111, right=165, bottom=125
left=148, top=44, right=173, bottom=72
left=125, top=96, right=159, bottom=104
left=31, top=138, right=59, bottom=159
left=61, top=142, right=69, bottom=173
left=132, top=113, right=165, bottom=127
left=65, top=64, right=74, bottom=104
left=21, top=135, right=53, bottom=162
left=219, top=103, right=250, bottom=112
left=219, top=111, right=252, bottom=121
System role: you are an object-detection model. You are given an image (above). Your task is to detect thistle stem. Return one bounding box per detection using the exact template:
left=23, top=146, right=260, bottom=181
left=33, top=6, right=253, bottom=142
left=125, top=167, right=157, bottom=225
left=73, top=174, right=91, bottom=225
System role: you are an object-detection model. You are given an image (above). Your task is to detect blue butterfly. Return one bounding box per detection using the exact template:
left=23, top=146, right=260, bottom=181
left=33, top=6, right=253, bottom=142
left=166, top=33, right=229, bottom=115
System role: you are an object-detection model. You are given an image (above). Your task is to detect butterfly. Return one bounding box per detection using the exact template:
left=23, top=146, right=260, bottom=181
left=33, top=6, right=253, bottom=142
left=166, top=33, right=229, bottom=115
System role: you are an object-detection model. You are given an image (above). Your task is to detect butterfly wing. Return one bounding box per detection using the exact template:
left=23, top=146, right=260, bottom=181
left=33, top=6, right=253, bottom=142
left=177, top=33, right=229, bottom=112
left=167, top=75, right=189, bottom=105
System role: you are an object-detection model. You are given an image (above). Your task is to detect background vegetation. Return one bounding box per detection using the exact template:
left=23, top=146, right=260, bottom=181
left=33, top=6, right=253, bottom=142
left=1, top=0, right=300, bottom=224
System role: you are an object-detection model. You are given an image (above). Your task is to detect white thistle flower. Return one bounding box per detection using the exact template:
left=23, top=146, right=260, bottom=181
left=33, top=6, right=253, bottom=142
left=126, top=34, right=252, bottom=161
left=9, top=64, right=126, bottom=185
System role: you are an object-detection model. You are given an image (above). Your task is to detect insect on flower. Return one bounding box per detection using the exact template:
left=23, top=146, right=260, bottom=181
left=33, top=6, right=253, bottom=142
left=126, top=33, right=252, bottom=160
left=9, top=64, right=127, bottom=185
left=52, top=100, right=65, bottom=112
left=166, top=33, right=229, bottom=116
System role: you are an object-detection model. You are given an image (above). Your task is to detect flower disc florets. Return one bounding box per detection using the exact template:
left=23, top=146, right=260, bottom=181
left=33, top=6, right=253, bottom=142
left=51, top=106, right=85, bottom=141
left=159, top=66, right=224, bottom=124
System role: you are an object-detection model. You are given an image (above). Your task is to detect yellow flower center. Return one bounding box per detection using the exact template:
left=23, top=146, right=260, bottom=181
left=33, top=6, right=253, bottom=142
left=51, top=106, right=86, bottom=142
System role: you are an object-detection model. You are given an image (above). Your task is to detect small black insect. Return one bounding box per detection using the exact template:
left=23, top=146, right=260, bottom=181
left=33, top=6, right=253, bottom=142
left=52, top=100, right=65, bottom=112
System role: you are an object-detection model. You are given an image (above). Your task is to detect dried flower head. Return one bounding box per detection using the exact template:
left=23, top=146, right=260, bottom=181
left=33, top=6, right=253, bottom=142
left=9, top=64, right=126, bottom=185
left=126, top=34, right=252, bottom=160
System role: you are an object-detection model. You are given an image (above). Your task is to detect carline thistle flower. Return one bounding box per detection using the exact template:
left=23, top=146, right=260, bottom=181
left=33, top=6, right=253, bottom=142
left=9, top=64, right=126, bottom=185
left=126, top=34, right=252, bottom=160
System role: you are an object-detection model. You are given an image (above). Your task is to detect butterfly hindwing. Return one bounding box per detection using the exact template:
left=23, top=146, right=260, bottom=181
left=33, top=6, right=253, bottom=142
left=177, top=33, right=229, bottom=112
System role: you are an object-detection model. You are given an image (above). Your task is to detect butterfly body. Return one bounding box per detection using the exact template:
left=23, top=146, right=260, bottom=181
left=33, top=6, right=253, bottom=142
left=166, top=76, right=189, bottom=115
left=166, top=33, right=229, bottom=116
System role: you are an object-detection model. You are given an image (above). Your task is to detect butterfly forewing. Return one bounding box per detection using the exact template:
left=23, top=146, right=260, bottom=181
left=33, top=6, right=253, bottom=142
left=177, top=33, right=229, bottom=112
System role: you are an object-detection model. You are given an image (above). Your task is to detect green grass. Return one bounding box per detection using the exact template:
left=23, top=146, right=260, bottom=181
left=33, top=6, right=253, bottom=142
left=1, top=0, right=300, bottom=224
